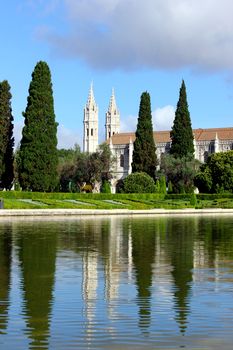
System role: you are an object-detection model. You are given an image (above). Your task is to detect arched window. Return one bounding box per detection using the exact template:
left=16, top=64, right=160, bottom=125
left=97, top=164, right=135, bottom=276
left=91, top=128, right=93, bottom=136
left=204, top=151, right=209, bottom=163
left=87, top=128, right=89, bottom=136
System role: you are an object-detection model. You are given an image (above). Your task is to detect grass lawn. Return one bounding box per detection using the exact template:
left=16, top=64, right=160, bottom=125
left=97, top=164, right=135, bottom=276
left=1, top=191, right=233, bottom=210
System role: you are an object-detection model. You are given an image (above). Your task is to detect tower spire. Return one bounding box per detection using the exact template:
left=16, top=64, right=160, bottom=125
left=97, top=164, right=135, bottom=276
left=105, top=88, right=120, bottom=140
left=108, top=88, right=118, bottom=113
left=87, top=81, right=95, bottom=106
left=83, top=83, right=99, bottom=153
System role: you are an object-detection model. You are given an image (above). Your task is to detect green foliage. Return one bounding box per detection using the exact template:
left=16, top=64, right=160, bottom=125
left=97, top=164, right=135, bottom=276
left=59, top=163, right=77, bottom=192
left=170, top=80, right=194, bottom=160
left=165, top=193, right=192, bottom=200
left=122, top=172, right=156, bottom=193
left=101, top=180, right=111, bottom=193
left=58, top=145, right=81, bottom=192
left=194, top=151, right=233, bottom=193
left=190, top=193, right=197, bottom=207
left=132, top=92, right=157, bottom=178
left=154, top=180, right=160, bottom=193
left=167, top=181, right=173, bottom=194
left=160, top=154, right=200, bottom=194
left=2, top=190, right=233, bottom=209
left=194, top=165, right=212, bottom=193
left=18, top=61, right=58, bottom=192
left=197, top=193, right=233, bottom=200
left=57, top=144, right=80, bottom=165
left=159, top=175, right=167, bottom=194
left=63, top=143, right=113, bottom=192
left=116, top=179, right=124, bottom=193
left=0, top=80, right=14, bottom=190
left=73, top=143, right=114, bottom=190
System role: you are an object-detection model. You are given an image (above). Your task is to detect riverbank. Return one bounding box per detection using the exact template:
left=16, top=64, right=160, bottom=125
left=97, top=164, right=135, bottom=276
left=1, top=208, right=233, bottom=217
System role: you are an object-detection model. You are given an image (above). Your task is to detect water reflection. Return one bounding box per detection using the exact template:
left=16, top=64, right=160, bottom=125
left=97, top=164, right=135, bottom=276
left=0, top=215, right=233, bottom=349
left=16, top=224, right=57, bottom=349
left=131, top=219, right=156, bottom=332
left=167, top=219, right=194, bottom=334
left=0, top=224, right=12, bottom=334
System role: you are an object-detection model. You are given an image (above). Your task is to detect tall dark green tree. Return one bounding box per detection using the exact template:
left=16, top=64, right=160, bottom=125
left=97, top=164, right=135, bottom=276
left=170, top=80, right=194, bottom=159
left=18, top=61, right=58, bottom=191
left=132, top=92, right=157, bottom=178
left=0, top=80, right=14, bottom=190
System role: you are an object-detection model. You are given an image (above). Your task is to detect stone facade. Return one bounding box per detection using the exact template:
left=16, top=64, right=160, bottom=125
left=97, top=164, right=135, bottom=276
left=108, top=129, right=233, bottom=192
left=83, top=86, right=233, bottom=192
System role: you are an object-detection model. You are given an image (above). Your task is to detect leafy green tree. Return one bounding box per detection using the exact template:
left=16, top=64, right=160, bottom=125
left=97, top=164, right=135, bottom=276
left=18, top=61, right=58, bottom=191
left=58, top=145, right=81, bottom=192
left=170, top=80, right=194, bottom=159
left=194, top=165, right=212, bottom=193
left=160, top=154, right=200, bottom=193
left=132, top=92, right=157, bottom=178
left=0, top=81, right=14, bottom=190
left=72, top=143, right=114, bottom=191
left=195, top=151, right=233, bottom=193
left=122, top=172, right=156, bottom=193
left=57, top=144, right=80, bottom=166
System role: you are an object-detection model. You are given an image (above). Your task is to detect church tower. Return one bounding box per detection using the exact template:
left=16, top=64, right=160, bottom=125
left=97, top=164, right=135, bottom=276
left=105, top=89, right=120, bottom=140
left=83, top=83, right=98, bottom=153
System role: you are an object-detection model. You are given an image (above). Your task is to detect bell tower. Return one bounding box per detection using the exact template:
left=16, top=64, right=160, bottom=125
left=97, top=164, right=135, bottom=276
left=83, top=83, right=98, bottom=153
left=105, top=89, right=120, bottom=140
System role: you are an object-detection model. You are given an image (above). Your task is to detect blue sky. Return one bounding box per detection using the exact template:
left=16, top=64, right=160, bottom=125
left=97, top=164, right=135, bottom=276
left=1, top=0, right=233, bottom=149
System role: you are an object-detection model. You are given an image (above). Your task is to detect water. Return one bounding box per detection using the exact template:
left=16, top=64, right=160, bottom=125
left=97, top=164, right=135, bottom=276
left=1, top=215, right=233, bottom=349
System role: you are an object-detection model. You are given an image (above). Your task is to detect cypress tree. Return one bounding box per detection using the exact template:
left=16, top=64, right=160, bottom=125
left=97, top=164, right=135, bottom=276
left=0, top=81, right=14, bottom=190
left=132, top=92, right=157, bottom=178
left=18, top=61, right=58, bottom=191
left=170, top=80, right=194, bottom=159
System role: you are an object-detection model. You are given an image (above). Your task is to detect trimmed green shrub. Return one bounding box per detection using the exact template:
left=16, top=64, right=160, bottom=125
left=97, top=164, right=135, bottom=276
left=122, top=172, right=156, bottom=193
left=159, top=175, right=167, bottom=194
left=165, top=193, right=192, bottom=200
left=167, top=181, right=173, bottom=194
left=155, top=180, right=160, bottom=193
left=190, top=193, right=197, bottom=207
left=101, top=180, right=111, bottom=193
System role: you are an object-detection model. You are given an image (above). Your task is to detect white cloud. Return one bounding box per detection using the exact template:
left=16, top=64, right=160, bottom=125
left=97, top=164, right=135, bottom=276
left=14, top=121, right=23, bottom=149
left=152, top=105, right=175, bottom=131
left=57, top=124, right=80, bottom=149
left=120, top=115, right=137, bottom=132
left=40, top=0, right=233, bottom=72
left=13, top=122, right=80, bottom=150
left=120, top=105, right=175, bottom=133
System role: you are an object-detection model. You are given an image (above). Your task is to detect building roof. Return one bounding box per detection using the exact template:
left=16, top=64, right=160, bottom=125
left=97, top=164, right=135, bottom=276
left=107, top=127, right=233, bottom=145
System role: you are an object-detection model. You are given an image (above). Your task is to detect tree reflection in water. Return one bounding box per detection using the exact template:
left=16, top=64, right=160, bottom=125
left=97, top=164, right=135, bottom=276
left=0, top=223, right=12, bottom=334
left=17, top=223, right=57, bottom=349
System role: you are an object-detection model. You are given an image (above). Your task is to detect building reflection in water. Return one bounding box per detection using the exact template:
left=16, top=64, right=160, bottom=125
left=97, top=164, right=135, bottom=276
left=1, top=215, right=232, bottom=347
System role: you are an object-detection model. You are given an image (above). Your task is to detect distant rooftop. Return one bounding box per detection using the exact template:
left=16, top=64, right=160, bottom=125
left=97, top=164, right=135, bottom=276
left=107, top=127, right=233, bottom=145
